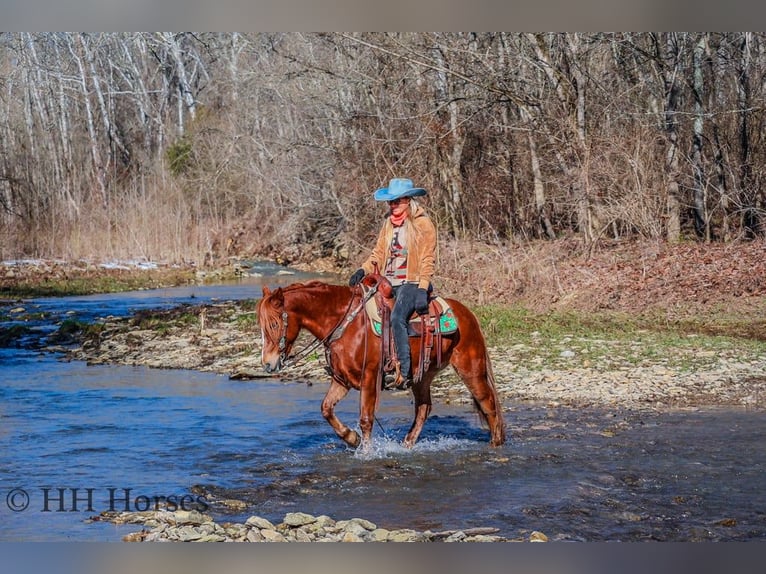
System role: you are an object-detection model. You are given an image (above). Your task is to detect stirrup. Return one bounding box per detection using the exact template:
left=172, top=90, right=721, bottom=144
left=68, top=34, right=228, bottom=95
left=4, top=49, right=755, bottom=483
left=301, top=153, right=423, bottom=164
left=383, top=371, right=412, bottom=391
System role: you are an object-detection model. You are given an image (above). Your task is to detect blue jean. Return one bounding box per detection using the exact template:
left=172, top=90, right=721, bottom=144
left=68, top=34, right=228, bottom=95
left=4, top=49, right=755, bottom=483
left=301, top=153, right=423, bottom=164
left=390, top=282, right=428, bottom=378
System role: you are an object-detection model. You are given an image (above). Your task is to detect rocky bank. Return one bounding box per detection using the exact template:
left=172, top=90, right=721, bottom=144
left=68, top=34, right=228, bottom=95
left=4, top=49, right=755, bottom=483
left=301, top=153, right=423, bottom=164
left=96, top=509, right=534, bottom=543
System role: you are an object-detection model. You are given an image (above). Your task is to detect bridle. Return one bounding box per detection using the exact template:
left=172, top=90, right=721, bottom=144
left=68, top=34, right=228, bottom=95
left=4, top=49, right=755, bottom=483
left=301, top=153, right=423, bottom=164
left=272, top=282, right=379, bottom=369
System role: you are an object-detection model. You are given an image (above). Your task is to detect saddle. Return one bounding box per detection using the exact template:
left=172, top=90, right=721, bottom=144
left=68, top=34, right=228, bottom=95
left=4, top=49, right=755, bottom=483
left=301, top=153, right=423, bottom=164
left=360, top=275, right=457, bottom=387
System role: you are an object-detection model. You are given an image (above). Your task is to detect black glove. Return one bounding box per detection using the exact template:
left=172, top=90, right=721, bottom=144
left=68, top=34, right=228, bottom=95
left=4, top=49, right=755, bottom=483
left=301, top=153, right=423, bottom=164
left=415, top=287, right=429, bottom=315
left=349, top=268, right=365, bottom=286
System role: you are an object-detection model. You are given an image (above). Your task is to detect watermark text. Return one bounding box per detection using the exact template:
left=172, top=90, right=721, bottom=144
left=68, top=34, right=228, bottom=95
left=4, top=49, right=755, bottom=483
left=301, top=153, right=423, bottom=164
left=3, top=487, right=209, bottom=514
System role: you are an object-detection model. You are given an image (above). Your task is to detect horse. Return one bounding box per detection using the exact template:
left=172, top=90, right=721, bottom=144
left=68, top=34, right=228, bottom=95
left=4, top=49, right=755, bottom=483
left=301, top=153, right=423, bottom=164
left=256, top=278, right=506, bottom=449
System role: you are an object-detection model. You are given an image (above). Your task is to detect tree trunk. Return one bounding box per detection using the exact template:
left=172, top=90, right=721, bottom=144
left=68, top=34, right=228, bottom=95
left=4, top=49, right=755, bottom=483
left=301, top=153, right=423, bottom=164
left=691, top=34, right=708, bottom=240
left=736, top=32, right=759, bottom=237
left=662, top=33, right=683, bottom=243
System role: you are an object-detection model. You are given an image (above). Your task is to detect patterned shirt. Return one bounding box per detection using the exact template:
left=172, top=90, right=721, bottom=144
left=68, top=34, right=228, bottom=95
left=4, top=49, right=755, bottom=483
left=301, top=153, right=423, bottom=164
left=384, top=225, right=408, bottom=286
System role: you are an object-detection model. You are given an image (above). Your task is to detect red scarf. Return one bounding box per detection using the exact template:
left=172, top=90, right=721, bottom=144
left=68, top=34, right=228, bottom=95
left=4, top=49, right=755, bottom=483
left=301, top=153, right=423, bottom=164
left=389, top=209, right=408, bottom=227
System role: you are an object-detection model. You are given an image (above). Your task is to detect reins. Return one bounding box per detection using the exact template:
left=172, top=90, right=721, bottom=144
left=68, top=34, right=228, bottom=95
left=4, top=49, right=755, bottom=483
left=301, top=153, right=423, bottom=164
left=278, top=282, right=378, bottom=369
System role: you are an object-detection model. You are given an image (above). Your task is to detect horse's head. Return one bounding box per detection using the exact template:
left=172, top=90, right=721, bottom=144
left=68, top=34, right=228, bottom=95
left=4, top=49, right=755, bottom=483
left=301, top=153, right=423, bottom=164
left=256, top=286, right=298, bottom=373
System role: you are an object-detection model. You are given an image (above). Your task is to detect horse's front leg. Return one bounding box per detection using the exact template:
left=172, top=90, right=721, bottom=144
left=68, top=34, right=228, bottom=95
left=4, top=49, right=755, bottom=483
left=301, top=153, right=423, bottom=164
left=357, top=371, right=380, bottom=451
left=321, top=379, right=360, bottom=448
left=403, top=373, right=434, bottom=448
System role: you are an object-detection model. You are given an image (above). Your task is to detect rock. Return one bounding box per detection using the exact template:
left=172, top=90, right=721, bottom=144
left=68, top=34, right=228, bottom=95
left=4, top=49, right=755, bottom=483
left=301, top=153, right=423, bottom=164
left=246, top=529, right=264, bottom=542
left=283, top=512, right=317, bottom=527
left=260, top=529, right=287, bottom=542
left=348, top=517, right=376, bottom=531
left=529, top=531, right=548, bottom=542
left=387, top=529, right=422, bottom=542
left=444, top=531, right=466, bottom=542
left=173, top=510, right=210, bottom=525
left=245, top=515, right=275, bottom=530
left=102, top=510, right=514, bottom=543
left=176, top=526, right=203, bottom=541
left=341, top=531, right=364, bottom=542
left=291, top=529, right=313, bottom=542
left=122, top=530, right=147, bottom=542
left=369, top=528, right=390, bottom=541
left=339, top=521, right=370, bottom=539
left=219, top=498, right=249, bottom=511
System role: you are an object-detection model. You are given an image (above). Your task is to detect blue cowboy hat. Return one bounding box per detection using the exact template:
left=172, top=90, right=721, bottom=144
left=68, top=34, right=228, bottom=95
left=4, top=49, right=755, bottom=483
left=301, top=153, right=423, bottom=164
left=373, top=178, right=427, bottom=202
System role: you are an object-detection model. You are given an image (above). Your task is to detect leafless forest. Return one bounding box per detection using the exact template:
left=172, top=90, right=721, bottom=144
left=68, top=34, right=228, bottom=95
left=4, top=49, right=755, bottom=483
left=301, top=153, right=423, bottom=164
left=1, top=32, right=765, bottom=266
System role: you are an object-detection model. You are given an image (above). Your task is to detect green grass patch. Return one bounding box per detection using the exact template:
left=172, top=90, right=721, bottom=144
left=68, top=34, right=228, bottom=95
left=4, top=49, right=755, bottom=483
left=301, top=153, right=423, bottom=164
left=235, top=311, right=259, bottom=331
left=475, top=304, right=766, bottom=372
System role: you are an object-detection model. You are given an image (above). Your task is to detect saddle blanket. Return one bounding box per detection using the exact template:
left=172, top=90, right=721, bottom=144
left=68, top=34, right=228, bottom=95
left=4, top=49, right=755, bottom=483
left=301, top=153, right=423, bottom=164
left=364, top=295, right=458, bottom=337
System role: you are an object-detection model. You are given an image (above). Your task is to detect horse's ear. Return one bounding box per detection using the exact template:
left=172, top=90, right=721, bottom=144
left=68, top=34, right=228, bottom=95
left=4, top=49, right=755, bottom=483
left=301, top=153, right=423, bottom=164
left=262, top=286, right=271, bottom=297
left=273, top=287, right=284, bottom=304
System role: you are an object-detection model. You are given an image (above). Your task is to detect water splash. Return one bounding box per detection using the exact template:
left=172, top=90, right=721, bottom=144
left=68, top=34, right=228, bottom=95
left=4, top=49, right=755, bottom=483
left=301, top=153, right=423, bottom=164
left=352, top=433, right=474, bottom=460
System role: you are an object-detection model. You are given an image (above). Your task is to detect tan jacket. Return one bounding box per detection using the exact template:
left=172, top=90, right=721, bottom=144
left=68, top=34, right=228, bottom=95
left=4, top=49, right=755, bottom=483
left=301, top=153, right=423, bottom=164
left=361, top=203, right=437, bottom=290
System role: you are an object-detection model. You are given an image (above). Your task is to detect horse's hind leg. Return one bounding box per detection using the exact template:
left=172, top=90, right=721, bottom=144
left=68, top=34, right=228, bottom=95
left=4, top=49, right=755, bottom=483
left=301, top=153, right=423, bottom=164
left=467, top=374, right=506, bottom=446
left=403, top=374, right=434, bottom=448
left=321, top=379, right=360, bottom=448
left=451, top=355, right=506, bottom=447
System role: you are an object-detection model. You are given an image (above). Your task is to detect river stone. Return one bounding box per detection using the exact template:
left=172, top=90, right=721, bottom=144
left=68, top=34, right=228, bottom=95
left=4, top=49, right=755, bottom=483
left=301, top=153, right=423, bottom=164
left=143, top=531, right=165, bottom=542
left=283, top=512, right=317, bottom=527
left=388, top=529, right=421, bottom=542
left=292, top=529, right=313, bottom=542
left=444, top=531, right=466, bottom=542
left=314, top=515, right=336, bottom=528
left=466, top=534, right=504, bottom=542
left=176, top=526, right=203, bottom=541
left=122, top=531, right=146, bottom=542
left=341, top=531, right=364, bottom=543
left=529, top=531, right=549, bottom=542
left=197, top=534, right=227, bottom=542
left=340, top=521, right=370, bottom=538
left=348, top=517, right=376, bottom=530
left=369, top=528, right=390, bottom=542
left=245, top=516, right=275, bottom=530
left=261, top=529, right=287, bottom=542
left=173, top=510, right=210, bottom=525
left=246, top=529, right=264, bottom=542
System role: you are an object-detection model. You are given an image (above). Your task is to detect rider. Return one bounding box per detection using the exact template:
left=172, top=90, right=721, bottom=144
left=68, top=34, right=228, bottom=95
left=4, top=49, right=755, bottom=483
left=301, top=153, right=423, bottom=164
left=349, top=177, right=437, bottom=390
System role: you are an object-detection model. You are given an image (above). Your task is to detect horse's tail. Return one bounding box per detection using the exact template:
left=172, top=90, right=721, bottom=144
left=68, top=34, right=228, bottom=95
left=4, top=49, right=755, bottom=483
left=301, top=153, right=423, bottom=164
left=472, top=348, right=506, bottom=442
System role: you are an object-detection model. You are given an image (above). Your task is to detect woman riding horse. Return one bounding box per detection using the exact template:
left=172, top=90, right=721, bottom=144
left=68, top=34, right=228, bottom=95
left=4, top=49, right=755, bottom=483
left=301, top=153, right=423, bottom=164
left=349, top=177, right=437, bottom=391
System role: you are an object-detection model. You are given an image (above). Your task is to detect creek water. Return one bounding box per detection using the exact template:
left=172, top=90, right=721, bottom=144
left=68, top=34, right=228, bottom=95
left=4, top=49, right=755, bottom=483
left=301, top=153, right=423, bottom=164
left=1, top=269, right=765, bottom=541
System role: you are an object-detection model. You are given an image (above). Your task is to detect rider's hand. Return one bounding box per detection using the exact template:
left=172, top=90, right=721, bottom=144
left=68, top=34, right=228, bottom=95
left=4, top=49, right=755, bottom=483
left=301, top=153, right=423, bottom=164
left=349, top=268, right=365, bottom=286
left=415, top=287, right=429, bottom=314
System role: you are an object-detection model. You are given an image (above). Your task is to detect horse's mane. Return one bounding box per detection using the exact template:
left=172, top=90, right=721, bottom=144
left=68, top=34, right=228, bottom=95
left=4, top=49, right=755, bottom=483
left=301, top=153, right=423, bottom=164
left=281, top=280, right=332, bottom=292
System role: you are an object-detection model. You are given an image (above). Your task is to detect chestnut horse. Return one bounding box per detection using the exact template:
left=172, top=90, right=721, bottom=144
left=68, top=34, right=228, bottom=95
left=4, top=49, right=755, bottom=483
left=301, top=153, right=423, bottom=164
left=257, top=279, right=506, bottom=449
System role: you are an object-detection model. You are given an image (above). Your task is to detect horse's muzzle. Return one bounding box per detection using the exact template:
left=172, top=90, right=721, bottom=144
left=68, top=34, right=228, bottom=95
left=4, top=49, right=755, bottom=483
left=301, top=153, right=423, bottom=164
left=263, top=358, right=282, bottom=373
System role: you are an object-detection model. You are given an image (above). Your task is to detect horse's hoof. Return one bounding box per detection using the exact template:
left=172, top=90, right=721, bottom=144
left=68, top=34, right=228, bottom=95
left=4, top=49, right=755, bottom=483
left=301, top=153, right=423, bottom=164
left=344, top=430, right=361, bottom=448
